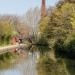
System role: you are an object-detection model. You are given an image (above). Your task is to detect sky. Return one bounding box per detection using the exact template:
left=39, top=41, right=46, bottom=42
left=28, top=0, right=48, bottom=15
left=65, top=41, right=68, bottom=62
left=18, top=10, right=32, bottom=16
left=0, top=0, right=59, bottom=15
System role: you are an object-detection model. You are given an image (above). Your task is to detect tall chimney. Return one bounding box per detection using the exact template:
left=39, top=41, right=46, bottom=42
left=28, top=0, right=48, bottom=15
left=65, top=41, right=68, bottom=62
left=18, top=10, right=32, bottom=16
left=41, top=0, right=46, bottom=18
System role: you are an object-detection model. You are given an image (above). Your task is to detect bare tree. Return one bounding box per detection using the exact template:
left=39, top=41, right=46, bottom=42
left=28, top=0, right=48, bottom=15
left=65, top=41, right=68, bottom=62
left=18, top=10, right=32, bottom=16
left=22, top=7, right=41, bottom=35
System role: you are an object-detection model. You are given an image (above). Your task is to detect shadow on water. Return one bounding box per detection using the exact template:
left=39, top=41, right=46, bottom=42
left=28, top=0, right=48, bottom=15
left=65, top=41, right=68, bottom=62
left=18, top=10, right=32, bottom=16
left=64, top=59, right=75, bottom=75
left=55, top=50, right=75, bottom=75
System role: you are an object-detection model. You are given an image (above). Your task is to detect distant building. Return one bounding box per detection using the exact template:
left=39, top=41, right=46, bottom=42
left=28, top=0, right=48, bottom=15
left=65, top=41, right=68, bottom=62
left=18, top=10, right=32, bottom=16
left=41, top=0, right=46, bottom=18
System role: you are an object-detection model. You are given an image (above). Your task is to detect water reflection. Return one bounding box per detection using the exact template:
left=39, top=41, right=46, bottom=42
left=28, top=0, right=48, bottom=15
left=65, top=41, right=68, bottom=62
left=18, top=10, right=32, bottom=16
left=0, top=52, right=38, bottom=75
left=0, top=70, right=20, bottom=75
left=0, top=44, right=50, bottom=75
left=0, top=45, right=75, bottom=75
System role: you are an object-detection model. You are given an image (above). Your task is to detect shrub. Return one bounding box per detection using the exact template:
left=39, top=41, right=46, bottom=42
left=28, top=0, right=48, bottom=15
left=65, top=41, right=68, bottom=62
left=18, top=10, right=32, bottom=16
left=36, top=36, right=50, bottom=56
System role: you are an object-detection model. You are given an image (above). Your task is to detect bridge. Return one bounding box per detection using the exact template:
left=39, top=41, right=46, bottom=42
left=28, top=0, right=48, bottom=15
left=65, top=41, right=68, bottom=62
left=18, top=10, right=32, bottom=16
left=0, top=44, right=28, bottom=54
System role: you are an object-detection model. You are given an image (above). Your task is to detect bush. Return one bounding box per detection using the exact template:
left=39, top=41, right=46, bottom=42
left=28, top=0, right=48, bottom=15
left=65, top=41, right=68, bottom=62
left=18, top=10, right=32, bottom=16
left=66, top=39, right=75, bottom=53
left=64, top=39, right=75, bottom=58
left=54, top=37, right=75, bottom=59
left=36, top=36, right=50, bottom=55
left=54, top=39, right=64, bottom=51
left=54, top=39, right=65, bottom=58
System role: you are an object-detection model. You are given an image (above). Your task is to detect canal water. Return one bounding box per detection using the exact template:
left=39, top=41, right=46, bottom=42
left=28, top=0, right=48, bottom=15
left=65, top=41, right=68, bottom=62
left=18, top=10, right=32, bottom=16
left=0, top=52, right=38, bottom=75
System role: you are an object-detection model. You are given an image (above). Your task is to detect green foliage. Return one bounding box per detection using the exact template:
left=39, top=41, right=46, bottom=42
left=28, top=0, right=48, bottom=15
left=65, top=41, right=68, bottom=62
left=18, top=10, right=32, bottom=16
left=70, top=13, right=75, bottom=29
left=63, top=32, right=75, bottom=53
left=39, top=3, right=75, bottom=41
left=39, top=17, right=49, bottom=36
left=0, top=20, right=13, bottom=36
left=54, top=39, right=64, bottom=51
left=0, top=17, right=18, bottom=45
left=54, top=32, right=75, bottom=58
left=36, top=36, right=48, bottom=46
left=38, top=1, right=75, bottom=75
left=64, top=32, right=75, bottom=45
left=66, top=38, right=75, bottom=53
left=36, top=36, right=50, bottom=55
left=39, top=2, right=75, bottom=52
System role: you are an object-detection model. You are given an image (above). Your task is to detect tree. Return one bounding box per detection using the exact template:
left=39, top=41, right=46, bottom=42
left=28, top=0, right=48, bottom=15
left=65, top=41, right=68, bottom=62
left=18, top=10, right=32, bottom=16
left=22, top=7, right=41, bottom=34
left=40, top=2, right=75, bottom=39
left=0, top=16, right=15, bottom=44
left=63, top=0, right=75, bottom=3
left=39, top=1, right=75, bottom=52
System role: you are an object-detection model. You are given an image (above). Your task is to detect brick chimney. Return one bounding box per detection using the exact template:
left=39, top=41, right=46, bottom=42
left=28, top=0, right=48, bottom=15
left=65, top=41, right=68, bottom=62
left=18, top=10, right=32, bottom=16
left=41, top=0, right=46, bottom=18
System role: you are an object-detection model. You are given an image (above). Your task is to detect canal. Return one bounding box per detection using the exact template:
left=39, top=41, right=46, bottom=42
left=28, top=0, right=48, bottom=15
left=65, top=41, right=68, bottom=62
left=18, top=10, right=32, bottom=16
left=0, top=52, right=38, bottom=75
left=0, top=46, right=75, bottom=75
